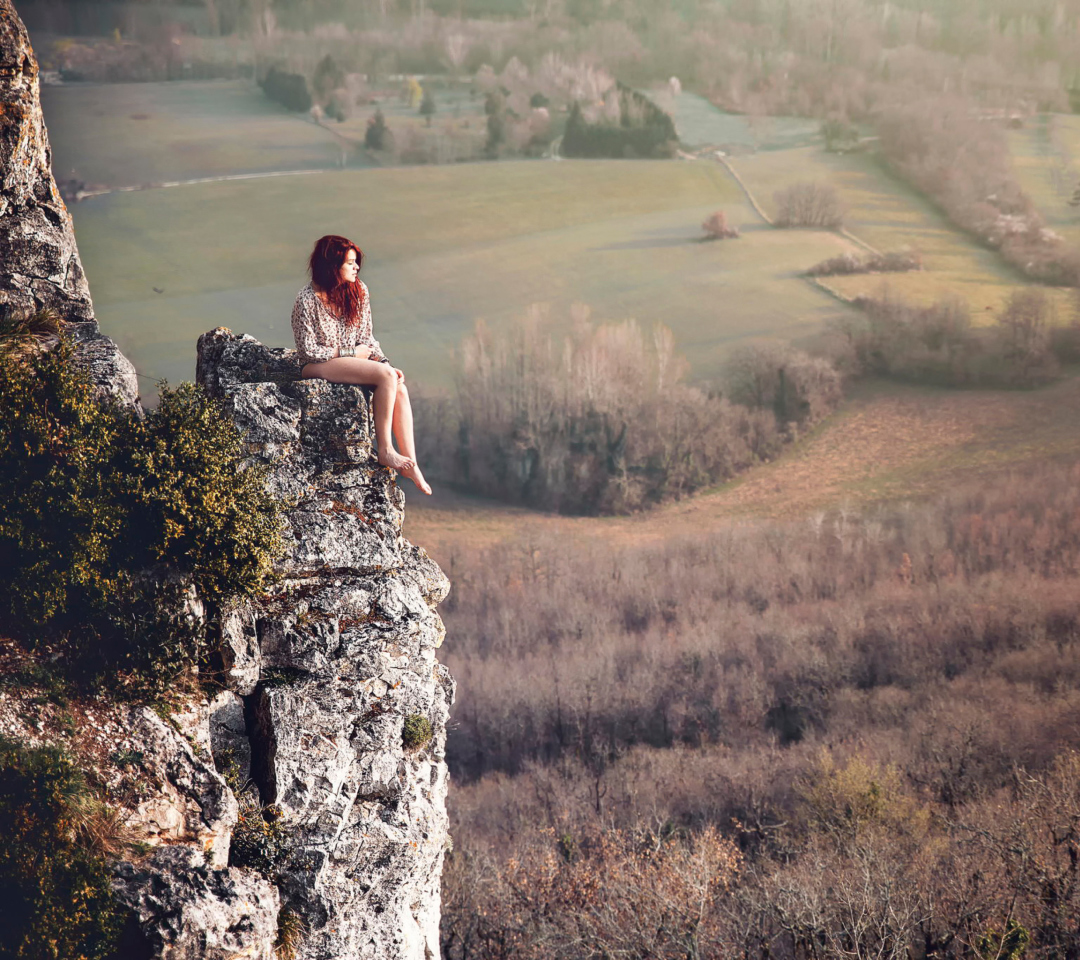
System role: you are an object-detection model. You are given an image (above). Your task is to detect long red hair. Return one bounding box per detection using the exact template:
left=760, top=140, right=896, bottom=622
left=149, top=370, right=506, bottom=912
left=308, top=235, right=366, bottom=327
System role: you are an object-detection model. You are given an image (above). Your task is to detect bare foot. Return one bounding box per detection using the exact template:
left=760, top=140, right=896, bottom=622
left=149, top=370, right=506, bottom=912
left=378, top=449, right=414, bottom=473
left=399, top=461, right=433, bottom=496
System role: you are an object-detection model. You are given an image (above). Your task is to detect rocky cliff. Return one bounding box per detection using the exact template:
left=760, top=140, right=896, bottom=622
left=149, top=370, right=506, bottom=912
left=191, top=330, right=455, bottom=959
left=0, top=0, right=138, bottom=405
left=0, top=3, right=454, bottom=955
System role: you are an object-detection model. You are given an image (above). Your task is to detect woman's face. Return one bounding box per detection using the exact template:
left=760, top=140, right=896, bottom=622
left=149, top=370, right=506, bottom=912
left=338, top=248, right=360, bottom=285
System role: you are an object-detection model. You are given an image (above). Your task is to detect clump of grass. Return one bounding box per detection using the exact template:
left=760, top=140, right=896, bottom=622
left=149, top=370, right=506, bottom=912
left=402, top=714, right=434, bottom=752
left=274, top=908, right=308, bottom=960
left=230, top=801, right=292, bottom=878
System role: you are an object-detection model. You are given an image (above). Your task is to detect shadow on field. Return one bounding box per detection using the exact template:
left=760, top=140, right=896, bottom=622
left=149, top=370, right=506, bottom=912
left=591, top=236, right=697, bottom=251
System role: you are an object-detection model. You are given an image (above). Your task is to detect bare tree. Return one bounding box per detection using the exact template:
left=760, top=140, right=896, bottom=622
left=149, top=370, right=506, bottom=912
left=774, top=181, right=846, bottom=229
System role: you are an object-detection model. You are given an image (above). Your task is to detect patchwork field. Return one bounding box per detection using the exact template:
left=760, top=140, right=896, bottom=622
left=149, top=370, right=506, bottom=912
left=724, top=144, right=1069, bottom=315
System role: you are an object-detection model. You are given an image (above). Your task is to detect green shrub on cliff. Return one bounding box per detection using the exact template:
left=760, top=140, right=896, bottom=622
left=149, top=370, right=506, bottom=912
left=402, top=714, right=434, bottom=751
left=0, top=329, right=283, bottom=690
left=231, top=801, right=292, bottom=877
left=0, top=737, right=125, bottom=959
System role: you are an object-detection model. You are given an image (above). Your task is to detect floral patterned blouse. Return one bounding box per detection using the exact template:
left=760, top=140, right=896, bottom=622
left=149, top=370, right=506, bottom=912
left=290, top=281, right=388, bottom=367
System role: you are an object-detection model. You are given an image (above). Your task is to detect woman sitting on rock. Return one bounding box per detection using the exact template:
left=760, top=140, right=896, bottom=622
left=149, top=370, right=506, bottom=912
left=292, top=234, right=431, bottom=495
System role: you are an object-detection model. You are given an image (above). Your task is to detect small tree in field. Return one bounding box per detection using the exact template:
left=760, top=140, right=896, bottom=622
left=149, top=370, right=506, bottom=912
left=774, top=181, right=846, bottom=229
left=702, top=210, right=740, bottom=240
left=419, top=88, right=436, bottom=126
left=365, top=109, right=389, bottom=150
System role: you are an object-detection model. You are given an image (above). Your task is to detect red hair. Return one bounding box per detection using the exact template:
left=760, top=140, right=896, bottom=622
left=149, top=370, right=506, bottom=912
left=308, top=235, right=366, bottom=327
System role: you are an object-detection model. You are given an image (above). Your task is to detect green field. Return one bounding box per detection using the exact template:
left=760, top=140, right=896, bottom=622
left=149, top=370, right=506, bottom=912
left=1008, top=112, right=1080, bottom=247
left=73, top=159, right=863, bottom=390
left=52, top=81, right=1077, bottom=399
left=41, top=80, right=358, bottom=187
left=661, top=91, right=820, bottom=152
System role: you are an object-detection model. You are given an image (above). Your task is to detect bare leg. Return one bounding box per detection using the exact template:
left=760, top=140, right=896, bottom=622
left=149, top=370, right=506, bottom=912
left=301, top=358, right=412, bottom=472
left=391, top=382, right=432, bottom=495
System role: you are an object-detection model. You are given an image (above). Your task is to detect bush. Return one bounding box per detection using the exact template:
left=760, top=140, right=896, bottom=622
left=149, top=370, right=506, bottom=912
left=836, top=292, right=1059, bottom=388
left=230, top=800, right=291, bottom=878
left=495, top=825, right=741, bottom=959
left=0, top=737, right=125, bottom=960
left=723, top=341, right=842, bottom=424
left=807, top=249, right=921, bottom=277
left=774, top=181, right=846, bottom=229
left=996, top=288, right=1058, bottom=387
left=259, top=66, right=312, bottom=112
left=416, top=308, right=804, bottom=514
left=402, top=714, right=435, bottom=751
left=365, top=108, right=391, bottom=151
left=701, top=210, right=740, bottom=240
left=0, top=331, right=283, bottom=690
left=822, top=117, right=860, bottom=152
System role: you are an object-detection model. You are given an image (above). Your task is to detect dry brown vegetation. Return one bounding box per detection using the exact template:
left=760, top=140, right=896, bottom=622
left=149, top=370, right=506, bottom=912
left=439, top=462, right=1080, bottom=958
left=415, top=309, right=841, bottom=515
left=836, top=289, right=1070, bottom=388
left=773, top=182, right=846, bottom=230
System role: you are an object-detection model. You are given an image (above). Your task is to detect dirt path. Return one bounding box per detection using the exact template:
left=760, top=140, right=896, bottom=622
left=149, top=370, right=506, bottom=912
left=77, top=167, right=331, bottom=200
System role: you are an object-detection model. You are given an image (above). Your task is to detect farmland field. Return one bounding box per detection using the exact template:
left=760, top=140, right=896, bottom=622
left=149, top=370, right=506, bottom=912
left=41, top=79, right=359, bottom=187
left=71, top=157, right=862, bottom=390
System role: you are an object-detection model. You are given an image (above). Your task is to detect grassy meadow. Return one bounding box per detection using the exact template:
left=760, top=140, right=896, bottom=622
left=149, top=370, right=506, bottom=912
left=41, top=79, right=357, bottom=186
left=725, top=144, right=1070, bottom=314
left=59, top=82, right=1080, bottom=393
left=71, top=155, right=862, bottom=390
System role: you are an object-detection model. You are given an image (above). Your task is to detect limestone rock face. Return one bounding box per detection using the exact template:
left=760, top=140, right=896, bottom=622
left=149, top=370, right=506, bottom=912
left=0, top=0, right=138, bottom=408
left=113, top=847, right=281, bottom=960
left=197, top=328, right=454, bottom=960
left=122, top=706, right=239, bottom=869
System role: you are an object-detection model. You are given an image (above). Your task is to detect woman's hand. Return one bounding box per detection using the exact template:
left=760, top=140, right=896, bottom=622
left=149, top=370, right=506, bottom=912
left=392, top=367, right=405, bottom=382
left=334, top=345, right=373, bottom=360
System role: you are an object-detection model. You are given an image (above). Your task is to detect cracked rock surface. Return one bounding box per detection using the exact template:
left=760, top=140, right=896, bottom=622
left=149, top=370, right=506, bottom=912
left=0, top=0, right=138, bottom=407
left=197, top=328, right=454, bottom=960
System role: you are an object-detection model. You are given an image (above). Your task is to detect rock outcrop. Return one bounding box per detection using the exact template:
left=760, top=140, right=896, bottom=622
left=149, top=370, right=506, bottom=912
left=0, top=0, right=138, bottom=407
left=194, top=329, right=455, bottom=959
